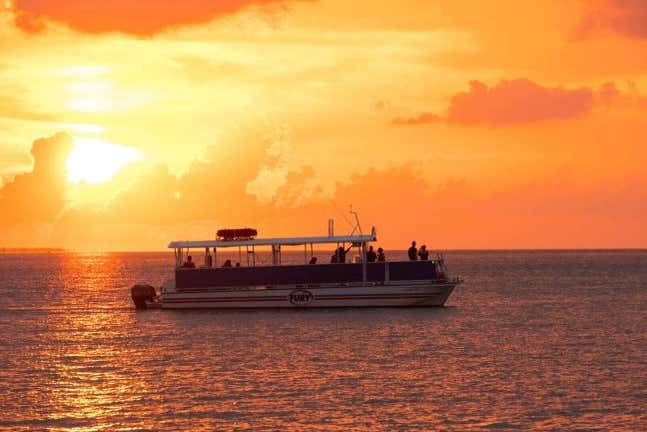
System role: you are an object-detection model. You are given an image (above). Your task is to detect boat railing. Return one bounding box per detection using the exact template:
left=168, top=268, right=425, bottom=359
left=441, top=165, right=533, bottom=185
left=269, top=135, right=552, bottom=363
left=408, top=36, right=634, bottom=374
left=175, top=258, right=443, bottom=269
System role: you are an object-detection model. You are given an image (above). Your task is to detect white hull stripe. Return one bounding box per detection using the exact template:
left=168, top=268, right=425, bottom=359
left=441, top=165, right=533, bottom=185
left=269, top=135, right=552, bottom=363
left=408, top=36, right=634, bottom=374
left=163, top=293, right=444, bottom=303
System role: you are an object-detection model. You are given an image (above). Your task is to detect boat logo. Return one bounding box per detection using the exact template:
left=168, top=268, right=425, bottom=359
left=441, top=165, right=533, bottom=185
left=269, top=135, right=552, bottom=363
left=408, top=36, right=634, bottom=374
left=289, top=289, right=314, bottom=306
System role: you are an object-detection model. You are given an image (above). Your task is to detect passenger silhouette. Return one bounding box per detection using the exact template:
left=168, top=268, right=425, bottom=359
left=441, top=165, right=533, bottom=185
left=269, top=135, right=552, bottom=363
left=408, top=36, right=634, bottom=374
left=182, top=255, right=196, bottom=268
left=408, top=241, right=418, bottom=261
left=309, top=256, right=318, bottom=264
left=222, top=259, right=232, bottom=267
left=335, top=245, right=352, bottom=263
left=366, top=246, right=377, bottom=263
left=377, top=247, right=386, bottom=262
left=418, top=245, right=429, bottom=260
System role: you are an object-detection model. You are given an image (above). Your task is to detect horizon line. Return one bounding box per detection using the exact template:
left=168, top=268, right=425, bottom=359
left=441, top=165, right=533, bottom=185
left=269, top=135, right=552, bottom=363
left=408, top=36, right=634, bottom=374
left=2, top=247, right=647, bottom=254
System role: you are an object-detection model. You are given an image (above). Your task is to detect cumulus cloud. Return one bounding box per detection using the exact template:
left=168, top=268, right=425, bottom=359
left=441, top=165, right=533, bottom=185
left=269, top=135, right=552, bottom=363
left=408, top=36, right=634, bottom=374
left=393, top=79, right=595, bottom=126
left=392, top=112, right=440, bottom=126
left=578, top=0, right=647, bottom=39
left=0, top=132, right=73, bottom=224
left=12, top=0, right=299, bottom=35
left=245, top=126, right=294, bottom=204
left=93, top=160, right=647, bottom=248
left=4, top=126, right=647, bottom=249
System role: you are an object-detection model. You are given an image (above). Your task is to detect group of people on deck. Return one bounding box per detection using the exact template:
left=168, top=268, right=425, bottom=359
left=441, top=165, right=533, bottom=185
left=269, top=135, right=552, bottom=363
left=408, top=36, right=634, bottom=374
left=328, top=242, right=429, bottom=264
left=365, top=241, right=429, bottom=262
left=182, top=241, right=430, bottom=268
left=365, top=246, right=386, bottom=263
left=330, top=245, right=386, bottom=263
left=181, top=250, right=241, bottom=268
left=407, top=241, right=430, bottom=260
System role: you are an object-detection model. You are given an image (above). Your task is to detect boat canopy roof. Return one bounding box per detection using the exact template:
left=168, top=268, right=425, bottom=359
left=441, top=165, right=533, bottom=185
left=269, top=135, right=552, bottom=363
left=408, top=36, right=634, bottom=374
left=168, top=233, right=376, bottom=249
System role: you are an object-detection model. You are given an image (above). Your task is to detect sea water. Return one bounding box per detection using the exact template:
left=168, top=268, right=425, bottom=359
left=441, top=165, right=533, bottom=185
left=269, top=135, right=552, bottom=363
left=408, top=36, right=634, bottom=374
left=0, top=250, right=645, bottom=431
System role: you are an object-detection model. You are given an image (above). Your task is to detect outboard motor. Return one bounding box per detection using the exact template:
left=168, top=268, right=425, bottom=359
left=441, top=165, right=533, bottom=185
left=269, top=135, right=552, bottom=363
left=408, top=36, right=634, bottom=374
left=131, top=284, right=157, bottom=309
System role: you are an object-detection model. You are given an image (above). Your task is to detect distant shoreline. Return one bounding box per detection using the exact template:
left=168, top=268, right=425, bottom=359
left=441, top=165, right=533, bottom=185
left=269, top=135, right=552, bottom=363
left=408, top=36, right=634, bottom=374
left=0, top=248, right=65, bottom=253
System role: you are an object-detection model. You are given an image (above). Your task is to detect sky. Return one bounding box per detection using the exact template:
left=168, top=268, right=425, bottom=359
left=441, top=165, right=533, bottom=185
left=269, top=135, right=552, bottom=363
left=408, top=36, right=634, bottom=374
left=1, top=0, right=646, bottom=250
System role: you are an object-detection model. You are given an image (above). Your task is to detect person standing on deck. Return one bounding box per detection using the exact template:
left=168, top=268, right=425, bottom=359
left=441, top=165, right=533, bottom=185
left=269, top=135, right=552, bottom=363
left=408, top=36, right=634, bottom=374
left=377, top=247, right=386, bottom=262
left=408, top=241, right=418, bottom=260
left=366, top=246, right=377, bottom=263
left=335, top=245, right=352, bottom=263
left=418, top=245, right=429, bottom=260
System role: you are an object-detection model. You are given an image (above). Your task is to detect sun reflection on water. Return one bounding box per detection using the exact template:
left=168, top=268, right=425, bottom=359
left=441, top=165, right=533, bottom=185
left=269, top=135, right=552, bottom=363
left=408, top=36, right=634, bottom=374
left=39, top=253, right=162, bottom=430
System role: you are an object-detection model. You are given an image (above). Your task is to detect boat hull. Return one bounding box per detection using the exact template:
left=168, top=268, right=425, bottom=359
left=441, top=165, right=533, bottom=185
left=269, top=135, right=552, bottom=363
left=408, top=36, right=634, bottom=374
left=156, top=282, right=456, bottom=309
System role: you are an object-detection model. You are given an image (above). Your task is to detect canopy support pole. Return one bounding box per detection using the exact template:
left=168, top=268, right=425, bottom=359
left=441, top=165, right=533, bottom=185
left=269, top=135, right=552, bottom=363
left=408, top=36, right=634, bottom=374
left=361, top=242, right=367, bottom=283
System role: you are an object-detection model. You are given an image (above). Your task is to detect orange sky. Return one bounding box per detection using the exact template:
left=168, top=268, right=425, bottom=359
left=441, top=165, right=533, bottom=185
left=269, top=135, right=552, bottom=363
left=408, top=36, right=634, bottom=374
left=1, top=0, right=646, bottom=250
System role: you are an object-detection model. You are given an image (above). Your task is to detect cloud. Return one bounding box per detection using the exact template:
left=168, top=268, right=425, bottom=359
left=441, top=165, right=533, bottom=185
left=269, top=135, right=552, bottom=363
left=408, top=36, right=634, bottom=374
left=3, top=130, right=647, bottom=249
left=0, top=132, right=73, bottom=224
left=245, top=125, right=293, bottom=203
left=12, top=0, right=300, bottom=35
left=392, top=112, right=440, bottom=125
left=0, top=94, right=56, bottom=122
left=59, top=156, right=647, bottom=249
left=578, top=0, right=647, bottom=39
left=448, top=80, right=594, bottom=125
left=394, top=79, right=595, bottom=126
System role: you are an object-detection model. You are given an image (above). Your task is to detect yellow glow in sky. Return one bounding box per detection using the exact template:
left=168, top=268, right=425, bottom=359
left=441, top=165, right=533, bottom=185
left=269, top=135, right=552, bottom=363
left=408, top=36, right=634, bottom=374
left=66, top=138, right=142, bottom=184
left=65, top=98, right=111, bottom=112
left=57, top=123, right=105, bottom=134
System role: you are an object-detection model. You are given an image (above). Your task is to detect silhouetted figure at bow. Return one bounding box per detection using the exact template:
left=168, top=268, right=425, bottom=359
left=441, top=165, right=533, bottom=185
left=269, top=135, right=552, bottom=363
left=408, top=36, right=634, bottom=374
left=408, top=241, right=418, bottom=261
left=366, top=246, right=377, bottom=263
left=309, top=256, right=318, bottom=264
left=222, top=259, right=232, bottom=267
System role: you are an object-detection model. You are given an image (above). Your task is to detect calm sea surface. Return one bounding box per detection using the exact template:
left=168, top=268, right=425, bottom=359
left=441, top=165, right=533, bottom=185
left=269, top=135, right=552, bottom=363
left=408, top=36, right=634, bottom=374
left=0, top=250, right=645, bottom=431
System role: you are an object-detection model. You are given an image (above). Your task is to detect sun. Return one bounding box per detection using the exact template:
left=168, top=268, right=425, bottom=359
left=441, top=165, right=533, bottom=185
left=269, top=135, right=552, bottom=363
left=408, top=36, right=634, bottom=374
left=66, top=138, right=142, bottom=184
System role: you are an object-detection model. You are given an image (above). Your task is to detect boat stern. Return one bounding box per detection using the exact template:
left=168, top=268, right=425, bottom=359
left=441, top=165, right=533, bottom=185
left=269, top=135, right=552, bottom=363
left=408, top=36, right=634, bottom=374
left=130, top=284, right=158, bottom=309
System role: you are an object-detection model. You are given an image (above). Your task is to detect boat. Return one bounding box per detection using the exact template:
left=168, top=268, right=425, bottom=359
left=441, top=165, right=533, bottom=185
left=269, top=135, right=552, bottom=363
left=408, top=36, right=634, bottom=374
left=131, top=220, right=461, bottom=309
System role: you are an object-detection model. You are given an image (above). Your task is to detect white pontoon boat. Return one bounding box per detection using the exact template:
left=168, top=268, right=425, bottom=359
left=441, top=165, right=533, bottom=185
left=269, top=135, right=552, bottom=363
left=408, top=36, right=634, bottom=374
left=131, top=221, right=460, bottom=309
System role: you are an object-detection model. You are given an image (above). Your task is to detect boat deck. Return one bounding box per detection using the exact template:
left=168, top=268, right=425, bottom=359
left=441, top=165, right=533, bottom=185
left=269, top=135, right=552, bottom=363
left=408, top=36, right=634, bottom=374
left=175, top=260, right=439, bottom=290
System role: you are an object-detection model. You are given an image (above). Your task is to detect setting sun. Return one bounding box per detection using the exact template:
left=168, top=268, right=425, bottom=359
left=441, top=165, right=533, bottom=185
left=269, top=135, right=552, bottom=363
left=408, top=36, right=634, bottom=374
left=66, top=138, right=142, bottom=184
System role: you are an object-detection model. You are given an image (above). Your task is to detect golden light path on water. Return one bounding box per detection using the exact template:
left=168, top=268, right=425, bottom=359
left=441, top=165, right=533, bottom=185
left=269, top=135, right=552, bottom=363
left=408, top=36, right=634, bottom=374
left=0, top=251, right=645, bottom=430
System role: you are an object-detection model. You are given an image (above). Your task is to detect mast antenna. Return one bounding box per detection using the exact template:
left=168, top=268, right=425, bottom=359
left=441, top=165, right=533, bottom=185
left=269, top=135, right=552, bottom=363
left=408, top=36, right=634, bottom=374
left=349, top=205, right=363, bottom=236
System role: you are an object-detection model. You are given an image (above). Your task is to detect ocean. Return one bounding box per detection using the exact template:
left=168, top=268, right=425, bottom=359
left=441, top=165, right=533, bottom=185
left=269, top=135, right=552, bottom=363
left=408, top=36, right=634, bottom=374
left=0, top=250, right=645, bottom=431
